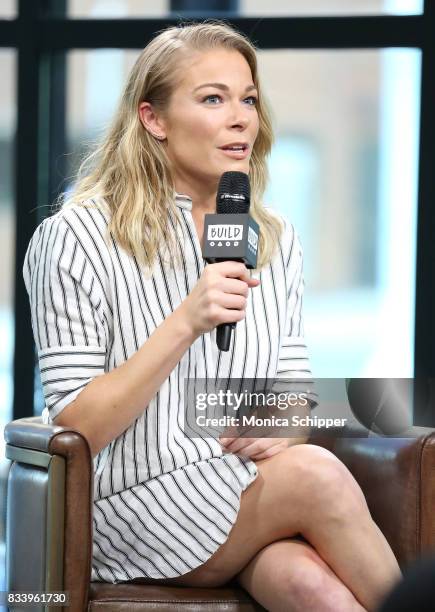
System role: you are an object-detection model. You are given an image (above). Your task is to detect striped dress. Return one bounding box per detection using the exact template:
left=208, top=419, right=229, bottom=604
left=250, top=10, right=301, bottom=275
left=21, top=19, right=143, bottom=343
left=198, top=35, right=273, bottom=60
left=23, top=193, right=316, bottom=583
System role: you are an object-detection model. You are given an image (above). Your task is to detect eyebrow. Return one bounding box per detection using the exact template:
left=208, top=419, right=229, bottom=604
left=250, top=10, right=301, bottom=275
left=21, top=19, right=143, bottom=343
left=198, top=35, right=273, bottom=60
left=193, top=82, right=258, bottom=93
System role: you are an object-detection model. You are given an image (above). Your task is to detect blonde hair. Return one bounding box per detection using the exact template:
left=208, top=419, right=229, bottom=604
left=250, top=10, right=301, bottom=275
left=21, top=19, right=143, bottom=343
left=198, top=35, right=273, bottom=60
left=58, top=20, right=284, bottom=271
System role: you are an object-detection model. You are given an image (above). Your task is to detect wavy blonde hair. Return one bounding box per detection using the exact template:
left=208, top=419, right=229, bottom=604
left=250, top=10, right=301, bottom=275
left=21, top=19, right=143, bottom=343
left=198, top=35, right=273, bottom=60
left=58, top=20, right=284, bottom=271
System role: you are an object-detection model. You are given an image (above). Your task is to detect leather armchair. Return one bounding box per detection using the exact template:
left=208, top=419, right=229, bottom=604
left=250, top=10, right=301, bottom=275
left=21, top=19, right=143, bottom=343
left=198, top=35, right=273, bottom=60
left=5, top=417, right=435, bottom=611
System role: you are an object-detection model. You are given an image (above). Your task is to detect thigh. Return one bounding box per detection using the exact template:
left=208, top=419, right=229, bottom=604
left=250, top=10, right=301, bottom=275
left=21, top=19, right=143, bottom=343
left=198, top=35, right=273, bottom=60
left=134, top=445, right=328, bottom=587
left=127, top=443, right=354, bottom=588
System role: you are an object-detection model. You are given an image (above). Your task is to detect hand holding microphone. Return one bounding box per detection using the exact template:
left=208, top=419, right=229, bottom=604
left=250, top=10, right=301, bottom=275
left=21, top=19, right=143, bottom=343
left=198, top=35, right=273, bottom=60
left=180, top=261, right=259, bottom=339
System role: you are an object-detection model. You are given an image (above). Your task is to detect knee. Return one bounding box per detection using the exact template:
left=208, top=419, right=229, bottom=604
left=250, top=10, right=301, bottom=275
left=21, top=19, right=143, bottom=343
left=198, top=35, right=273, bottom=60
left=282, top=445, right=368, bottom=518
left=286, top=559, right=359, bottom=612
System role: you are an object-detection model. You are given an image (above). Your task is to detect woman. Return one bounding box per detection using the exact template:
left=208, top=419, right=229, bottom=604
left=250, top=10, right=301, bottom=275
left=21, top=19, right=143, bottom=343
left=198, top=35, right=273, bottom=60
left=23, top=21, right=401, bottom=611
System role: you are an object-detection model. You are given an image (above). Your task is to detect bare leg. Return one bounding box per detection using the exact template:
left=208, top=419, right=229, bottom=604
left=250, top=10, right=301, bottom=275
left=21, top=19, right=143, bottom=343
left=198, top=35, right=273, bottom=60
left=237, top=537, right=367, bottom=611
left=294, top=446, right=402, bottom=611
left=122, top=444, right=401, bottom=612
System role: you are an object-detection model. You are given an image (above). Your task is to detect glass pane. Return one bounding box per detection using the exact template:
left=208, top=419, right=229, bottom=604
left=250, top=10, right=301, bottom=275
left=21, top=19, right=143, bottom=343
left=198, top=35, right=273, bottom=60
left=68, top=0, right=168, bottom=18
left=241, top=0, right=423, bottom=16
left=0, top=49, right=16, bottom=595
left=66, top=49, right=140, bottom=170
left=68, top=0, right=424, bottom=18
left=261, top=48, right=420, bottom=377
left=0, top=0, right=16, bottom=19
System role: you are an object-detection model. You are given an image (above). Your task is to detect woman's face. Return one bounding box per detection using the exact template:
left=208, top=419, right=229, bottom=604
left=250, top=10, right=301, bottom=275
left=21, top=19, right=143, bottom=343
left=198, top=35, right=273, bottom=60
left=146, top=48, right=260, bottom=192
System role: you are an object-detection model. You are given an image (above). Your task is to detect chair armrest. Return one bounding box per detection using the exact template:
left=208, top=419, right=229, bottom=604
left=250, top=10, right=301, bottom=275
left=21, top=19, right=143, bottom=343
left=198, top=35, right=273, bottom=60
left=5, top=417, right=93, bottom=612
left=309, top=424, right=435, bottom=568
left=5, top=415, right=75, bottom=453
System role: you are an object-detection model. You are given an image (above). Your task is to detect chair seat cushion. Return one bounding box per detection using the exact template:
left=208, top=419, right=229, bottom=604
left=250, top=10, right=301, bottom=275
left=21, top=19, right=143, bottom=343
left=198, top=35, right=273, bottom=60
left=88, top=581, right=265, bottom=611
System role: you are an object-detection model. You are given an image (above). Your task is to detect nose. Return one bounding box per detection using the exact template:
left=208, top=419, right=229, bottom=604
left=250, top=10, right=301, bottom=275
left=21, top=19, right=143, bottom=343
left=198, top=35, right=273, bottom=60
left=227, top=99, right=250, bottom=130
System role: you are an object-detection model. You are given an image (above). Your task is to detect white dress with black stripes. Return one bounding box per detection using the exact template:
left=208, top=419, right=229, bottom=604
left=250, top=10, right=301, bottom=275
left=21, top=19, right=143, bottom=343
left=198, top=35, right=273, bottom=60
left=23, top=193, right=316, bottom=583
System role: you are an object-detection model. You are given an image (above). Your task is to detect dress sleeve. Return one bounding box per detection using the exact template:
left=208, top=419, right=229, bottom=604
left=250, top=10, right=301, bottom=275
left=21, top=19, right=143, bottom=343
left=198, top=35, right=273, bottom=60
left=275, top=220, right=318, bottom=409
left=23, top=213, right=111, bottom=423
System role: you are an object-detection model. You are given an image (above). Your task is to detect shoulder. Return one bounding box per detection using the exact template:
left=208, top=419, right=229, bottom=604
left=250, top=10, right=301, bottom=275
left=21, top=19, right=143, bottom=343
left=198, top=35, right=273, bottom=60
left=23, top=198, right=112, bottom=282
left=27, top=197, right=110, bottom=242
left=56, top=196, right=111, bottom=236
left=52, top=198, right=110, bottom=255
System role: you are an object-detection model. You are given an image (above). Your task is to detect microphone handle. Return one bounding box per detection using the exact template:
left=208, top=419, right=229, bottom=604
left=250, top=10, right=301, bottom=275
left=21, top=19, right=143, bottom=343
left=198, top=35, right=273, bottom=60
left=216, top=322, right=236, bottom=351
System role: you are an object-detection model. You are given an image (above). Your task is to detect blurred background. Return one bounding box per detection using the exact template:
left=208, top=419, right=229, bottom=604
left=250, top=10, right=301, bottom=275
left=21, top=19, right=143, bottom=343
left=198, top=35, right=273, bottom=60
left=0, top=0, right=429, bottom=599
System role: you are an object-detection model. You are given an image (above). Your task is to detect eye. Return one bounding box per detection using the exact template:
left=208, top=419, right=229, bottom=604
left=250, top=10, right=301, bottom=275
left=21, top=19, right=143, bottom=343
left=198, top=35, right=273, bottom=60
left=202, top=94, right=222, bottom=104
left=201, top=94, right=258, bottom=106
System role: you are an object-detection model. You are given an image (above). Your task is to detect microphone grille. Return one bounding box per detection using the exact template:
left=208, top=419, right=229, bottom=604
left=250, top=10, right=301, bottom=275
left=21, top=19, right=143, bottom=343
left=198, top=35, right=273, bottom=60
left=217, top=172, right=250, bottom=214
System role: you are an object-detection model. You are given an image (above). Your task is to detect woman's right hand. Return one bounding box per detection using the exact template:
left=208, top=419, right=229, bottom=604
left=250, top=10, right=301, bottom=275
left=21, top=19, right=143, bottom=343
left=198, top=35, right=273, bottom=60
left=179, top=261, right=260, bottom=338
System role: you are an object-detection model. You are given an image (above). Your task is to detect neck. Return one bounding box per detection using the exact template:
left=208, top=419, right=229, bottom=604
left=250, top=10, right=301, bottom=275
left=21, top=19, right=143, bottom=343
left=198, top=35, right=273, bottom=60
left=174, top=179, right=217, bottom=215
left=191, top=198, right=216, bottom=216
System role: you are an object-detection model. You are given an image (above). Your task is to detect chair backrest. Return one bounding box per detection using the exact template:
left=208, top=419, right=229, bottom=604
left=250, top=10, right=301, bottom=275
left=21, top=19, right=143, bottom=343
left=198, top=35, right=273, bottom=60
left=5, top=416, right=94, bottom=611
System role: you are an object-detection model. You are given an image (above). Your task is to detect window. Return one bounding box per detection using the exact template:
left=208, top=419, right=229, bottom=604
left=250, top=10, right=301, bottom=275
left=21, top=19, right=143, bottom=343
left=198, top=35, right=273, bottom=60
left=0, top=1, right=16, bottom=19
left=240, top=0, right=423, bottom=16
left=68, top=0, right=167, bottom=18
left=261, top=49, right=420, bottom=377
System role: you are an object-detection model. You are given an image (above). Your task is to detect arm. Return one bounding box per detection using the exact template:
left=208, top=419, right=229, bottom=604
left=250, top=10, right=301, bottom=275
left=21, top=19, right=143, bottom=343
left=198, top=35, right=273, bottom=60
left=54, top=305, right=197, bottom=458
left=219, top=222, right=315, bottom=460
left=54, top=258, right=258, bottom=458
left=274, top=221, right=318, bottom=409
left=25, top=212, right=201, bottom=459
left=276, top=220, right=316, bottom=448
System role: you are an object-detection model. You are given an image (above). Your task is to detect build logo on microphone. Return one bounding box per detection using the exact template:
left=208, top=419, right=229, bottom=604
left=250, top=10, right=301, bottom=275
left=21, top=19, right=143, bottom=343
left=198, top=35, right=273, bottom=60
left=207, top=224, right=243, bottom=246
left=207, top=225, right=243, bottom=240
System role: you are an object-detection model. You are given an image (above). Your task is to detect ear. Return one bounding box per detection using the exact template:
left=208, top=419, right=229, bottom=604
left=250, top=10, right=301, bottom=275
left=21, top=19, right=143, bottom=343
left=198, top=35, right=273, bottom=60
left=138, top=101, right=167, bottom=140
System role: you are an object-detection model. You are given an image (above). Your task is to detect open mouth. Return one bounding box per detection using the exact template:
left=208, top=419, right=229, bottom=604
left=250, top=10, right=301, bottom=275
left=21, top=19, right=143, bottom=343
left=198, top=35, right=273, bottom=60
left=218, top=144, right=249, bottom=158
left=219, top=144, right=249, bottom=152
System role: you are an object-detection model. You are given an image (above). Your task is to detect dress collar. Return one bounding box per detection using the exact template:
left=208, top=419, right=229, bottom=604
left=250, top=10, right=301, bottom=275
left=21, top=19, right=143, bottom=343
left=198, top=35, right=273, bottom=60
left=174, top=192, right=193, bottom=210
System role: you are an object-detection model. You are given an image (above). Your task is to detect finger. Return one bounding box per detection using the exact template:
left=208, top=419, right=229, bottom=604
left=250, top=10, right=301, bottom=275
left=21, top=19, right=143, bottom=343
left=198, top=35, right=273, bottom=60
left=250, top=444, right=287, bottom=461
left=233, top=439, right=268, bottom=457
left=214, top=261, right=248, bottom=278
left=219, top=278, right=250, bottom=296
left=215, top=306, right=247, bottom=325
left=250, top=439, right=288, bottom=457
left=220, top=445, right=233, bottom=454
left=221, top=437, right=256, bottom=454
left=217, top=292, right=247, bottom=310
left=240, top=437, right=285, bottom=455
left=219, top=265, right=258, bottom=287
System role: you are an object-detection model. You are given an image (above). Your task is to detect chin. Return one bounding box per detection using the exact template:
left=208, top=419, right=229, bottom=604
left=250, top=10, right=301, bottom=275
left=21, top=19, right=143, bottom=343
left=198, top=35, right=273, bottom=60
left=222, top=162, right=250, bottom=174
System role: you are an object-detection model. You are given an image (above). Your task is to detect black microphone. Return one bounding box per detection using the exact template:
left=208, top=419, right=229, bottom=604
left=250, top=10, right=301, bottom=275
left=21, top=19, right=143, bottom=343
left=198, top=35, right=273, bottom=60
left=202, top=171, right=260, bottom=352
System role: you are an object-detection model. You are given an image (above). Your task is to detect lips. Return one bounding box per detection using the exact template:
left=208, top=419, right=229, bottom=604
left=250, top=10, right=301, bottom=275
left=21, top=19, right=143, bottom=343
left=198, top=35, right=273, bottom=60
left=219, top=143, right=249, bottom=151
left=219, top=147, right=249, bottom=160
